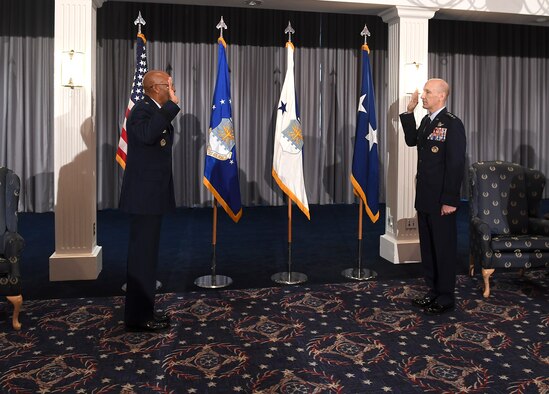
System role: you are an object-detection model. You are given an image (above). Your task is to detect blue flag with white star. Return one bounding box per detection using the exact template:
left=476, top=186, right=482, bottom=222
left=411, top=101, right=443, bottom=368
left=203, top=38, right=242, bottom=222
left=351, top=44, right=379, bottom=223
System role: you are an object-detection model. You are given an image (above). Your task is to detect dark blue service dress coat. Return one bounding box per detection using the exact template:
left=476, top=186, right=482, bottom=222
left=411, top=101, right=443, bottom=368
left=400, top=108, right=466, bottom=214
left=119, top=95, right=179, bottom=214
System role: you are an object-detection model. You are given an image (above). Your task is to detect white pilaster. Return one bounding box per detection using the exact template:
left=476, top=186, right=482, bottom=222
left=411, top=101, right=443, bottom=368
left=379, top=6, right=437, bottom=264
left=50, top=0, right=104, bottom=280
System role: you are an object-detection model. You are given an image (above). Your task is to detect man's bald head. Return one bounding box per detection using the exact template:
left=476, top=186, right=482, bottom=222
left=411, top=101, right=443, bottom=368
left=421, top=78, right=450, bottom=113
left=143, top=71, right=169, bottom=95
left=428, top=78, right=450, bottom=100
left=143, top=70, right=173, bottom=106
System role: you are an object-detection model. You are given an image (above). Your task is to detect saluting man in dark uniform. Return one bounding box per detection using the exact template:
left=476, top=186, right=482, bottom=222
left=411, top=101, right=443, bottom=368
left=120, top=70, right=180, bottom=331
left=400, top=78, right=466, bottom=315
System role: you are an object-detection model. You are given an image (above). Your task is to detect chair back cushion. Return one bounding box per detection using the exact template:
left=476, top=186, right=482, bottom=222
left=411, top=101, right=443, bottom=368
left=0, top=257, right=9, bottom=274
left=470, top=161, right=529, bottom=235
left=0, top=167, right=21, bottom=234
left=0, top=168, right=7, bottom=233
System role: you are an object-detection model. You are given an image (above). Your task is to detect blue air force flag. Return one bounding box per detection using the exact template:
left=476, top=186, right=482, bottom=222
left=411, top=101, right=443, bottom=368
left=351, top=44, right=379, bottom=223
left=272, top=41, right=310, bottom=220
left=203, top=37, right=242, bottom=222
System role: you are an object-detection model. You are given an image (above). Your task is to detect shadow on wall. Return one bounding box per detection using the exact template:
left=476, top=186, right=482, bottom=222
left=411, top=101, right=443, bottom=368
left=55, top=117, right=95, bottom=251
left=384, top=96, right=405, bottom=235
left=322, top=67, right=346, bottom=205
left=239, top=168, right=268, bottom=207
left=263, top=67, right=282, bottom=205
left=322, top=124, right=353, bottom=205
left=513, top=143, right=537, bottom=169
left=174, top=113, right=206, bottom=207
left=97, top=142, right=118, bottom=210
left=512, top=141, right=548, bottom=199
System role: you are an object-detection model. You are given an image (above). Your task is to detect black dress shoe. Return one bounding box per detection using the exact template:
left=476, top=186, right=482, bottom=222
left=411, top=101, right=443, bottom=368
left=125, top=319, right=170, bottom=333
left=424, top=302, right=454, bottom=315
left=154, top=311, right=170, bottom=323
left=411, top=295, right=436, bottom=308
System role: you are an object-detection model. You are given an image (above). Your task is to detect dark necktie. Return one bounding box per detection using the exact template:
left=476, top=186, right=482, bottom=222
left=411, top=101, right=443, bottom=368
left=418, top=115, right=431, bottom=144
left=422, top=114, right=432, bottom=129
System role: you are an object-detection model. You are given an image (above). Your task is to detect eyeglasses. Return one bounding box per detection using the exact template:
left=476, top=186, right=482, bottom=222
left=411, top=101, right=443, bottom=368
left=149, top=83, right=175, bottom=92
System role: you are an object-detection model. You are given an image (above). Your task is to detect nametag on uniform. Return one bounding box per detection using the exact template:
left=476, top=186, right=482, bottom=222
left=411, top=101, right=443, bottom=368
left=427, top=127, right=447, bottom=141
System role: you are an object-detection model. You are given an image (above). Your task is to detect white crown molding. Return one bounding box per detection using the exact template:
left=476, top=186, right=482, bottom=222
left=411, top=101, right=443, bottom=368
left=379, top=6, right=438, bottom=23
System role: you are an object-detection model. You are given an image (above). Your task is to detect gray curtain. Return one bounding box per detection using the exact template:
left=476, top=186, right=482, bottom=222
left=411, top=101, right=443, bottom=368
left=2, top=1, right=549, bottom=212
left=428, top=20, right=549, bottom=198
left=96, top=3, right=388, bottom=210
left=0, top=0, right=54, bottom=212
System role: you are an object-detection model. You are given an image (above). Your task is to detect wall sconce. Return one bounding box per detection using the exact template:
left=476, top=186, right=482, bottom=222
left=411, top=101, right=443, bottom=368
left=61, top=50, right=85, bottom=88
left=404, top=62, right=423, bottom=94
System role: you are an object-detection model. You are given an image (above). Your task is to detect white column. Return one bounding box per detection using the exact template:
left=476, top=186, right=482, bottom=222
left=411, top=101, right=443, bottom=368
left=379, top=6, right=437, bottom=264
left=50, top=0, right=104, bottom=280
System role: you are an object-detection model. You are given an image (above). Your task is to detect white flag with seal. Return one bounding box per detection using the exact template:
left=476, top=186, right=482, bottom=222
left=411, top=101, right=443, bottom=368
left=272, top=41, right=310, bottom=219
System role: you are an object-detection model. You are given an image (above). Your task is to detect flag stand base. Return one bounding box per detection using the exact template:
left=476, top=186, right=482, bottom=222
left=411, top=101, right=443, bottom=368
left=194, top=275, right=232, bottom=289
left=272, top=198, right=307, bottom=285
left=195, top=202, right=232, bottom=289
left=342, top=202, right=377, bottom=281
left=271, top=271, right=307, bottom=285
left=122, top=280, right=162, bottom=292
left=341, top=268, right=377, bottom=281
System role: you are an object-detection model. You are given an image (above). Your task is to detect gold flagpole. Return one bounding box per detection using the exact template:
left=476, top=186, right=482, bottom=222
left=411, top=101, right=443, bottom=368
left=287, top=195, right=292, bottom=282
left=341, top=195, right=376, bottom=281
left=358, top=198, right=363, bottom=240
left=341, top=24, right=377, bottom=281
left=271, top=21, right=307, bottom=285
left=357, top=199, right=364, bottom=275
left=195, top=197, right=233, bottom=288
left=212, top=200, right=218, bottom=279
left=271, top=193, right=307, bottom=284
left=194, top=16, right=232, bottom=289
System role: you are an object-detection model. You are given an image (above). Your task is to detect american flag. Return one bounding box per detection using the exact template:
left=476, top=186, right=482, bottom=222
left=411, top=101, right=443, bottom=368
left=116, top=32, right=148, bottom=169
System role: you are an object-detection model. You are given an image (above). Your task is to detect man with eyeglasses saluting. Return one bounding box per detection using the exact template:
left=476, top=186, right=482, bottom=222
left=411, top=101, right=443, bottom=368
left=120, top=70, right=180, bottom=332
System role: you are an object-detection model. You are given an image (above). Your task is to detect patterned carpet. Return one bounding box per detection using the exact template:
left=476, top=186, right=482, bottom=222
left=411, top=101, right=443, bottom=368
left=1, top=271, right=548, bottom=393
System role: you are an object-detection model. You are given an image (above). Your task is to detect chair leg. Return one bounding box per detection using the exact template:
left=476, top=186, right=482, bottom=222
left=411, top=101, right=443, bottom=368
left=6, top=295, right=23, bottom=330
left=469, top=255, right=475, bottom=276
left=481, top=268, right=495, bottom=298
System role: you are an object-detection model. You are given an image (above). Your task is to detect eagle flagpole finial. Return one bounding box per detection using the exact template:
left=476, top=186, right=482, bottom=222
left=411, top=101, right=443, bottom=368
left=285, top=21, right=295, bottom=42
left=217, top=16, right=228, bottom=39
left=134, top=11, right=146, bottom=35
left=360, top=24, right=371, bottom=45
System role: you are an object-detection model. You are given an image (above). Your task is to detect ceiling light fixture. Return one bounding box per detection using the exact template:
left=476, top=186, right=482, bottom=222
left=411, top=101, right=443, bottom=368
left=244, top=0, right=263, bottom=6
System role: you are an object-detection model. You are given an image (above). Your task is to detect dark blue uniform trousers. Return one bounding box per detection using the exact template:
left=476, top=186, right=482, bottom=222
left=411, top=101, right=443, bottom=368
left=125, top=214, right=163, bottom=326
left=417, top=210, right=457, bottom=306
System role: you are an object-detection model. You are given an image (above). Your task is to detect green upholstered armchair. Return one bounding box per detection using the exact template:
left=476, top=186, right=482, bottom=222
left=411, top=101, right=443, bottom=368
left=469, top=161, right=549, bottom=298
left=0, top=167, right=24, bottom=330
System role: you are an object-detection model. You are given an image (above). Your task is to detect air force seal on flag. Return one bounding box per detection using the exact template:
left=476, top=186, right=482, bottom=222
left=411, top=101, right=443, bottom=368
left=280, top=119, right=304, bottom=154
left=207, top=117, right=235, bottom=160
